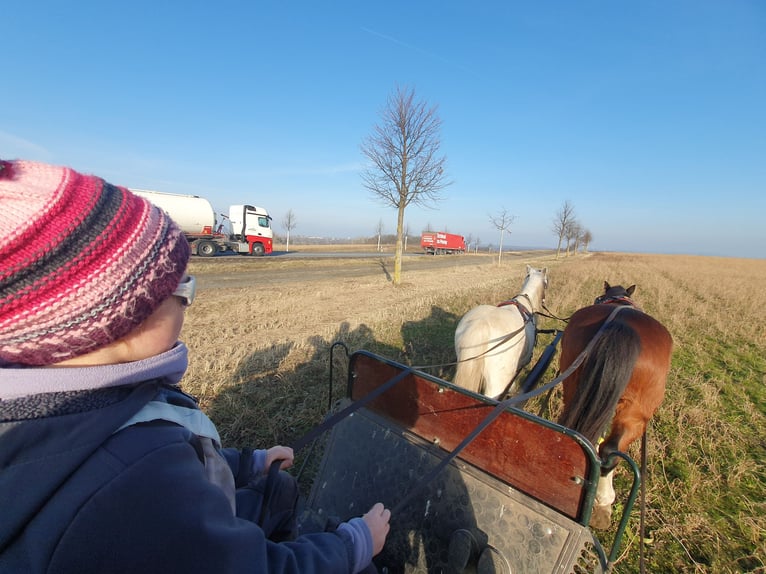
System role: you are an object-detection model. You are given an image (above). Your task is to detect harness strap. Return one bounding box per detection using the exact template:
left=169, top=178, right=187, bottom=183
left=639, top=430, right=648, bottom=574
left=290, top=368, right=413, bottom=452
left=595, top=295, right=641, bottom=310
left=537, top=302, right=571, bottom=322
left=497, top=294, right=534, bottom=319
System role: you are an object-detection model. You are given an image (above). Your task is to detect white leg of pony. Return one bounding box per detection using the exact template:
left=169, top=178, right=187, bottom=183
left=590, top=468, right=616, bottom=530
left=595, top=468, right=616, bottom=506
left=481, top=328, right=526, bottom=399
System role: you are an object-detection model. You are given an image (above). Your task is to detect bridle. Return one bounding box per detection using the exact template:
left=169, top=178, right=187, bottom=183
left=594, top=290, right=641, bottom=310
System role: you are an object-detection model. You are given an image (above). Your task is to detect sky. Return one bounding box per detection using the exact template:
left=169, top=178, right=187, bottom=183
left=2, top=1, right=764, bottom=259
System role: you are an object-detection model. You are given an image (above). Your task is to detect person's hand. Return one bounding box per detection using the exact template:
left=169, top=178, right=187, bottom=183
left=362, top=502, right=391, bottom=556
left=265, top=445, right=294, bottom=471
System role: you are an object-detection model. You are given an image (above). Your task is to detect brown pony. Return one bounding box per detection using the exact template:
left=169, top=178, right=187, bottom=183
left=557, top=282, right=673, bottom=529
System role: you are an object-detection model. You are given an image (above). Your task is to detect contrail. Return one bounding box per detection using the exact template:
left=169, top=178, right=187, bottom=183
left=361, top=26, right=479, bottom=77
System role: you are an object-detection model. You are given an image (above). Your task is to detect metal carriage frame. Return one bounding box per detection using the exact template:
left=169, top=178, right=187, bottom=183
left=298, top=348, right=641, bottom=573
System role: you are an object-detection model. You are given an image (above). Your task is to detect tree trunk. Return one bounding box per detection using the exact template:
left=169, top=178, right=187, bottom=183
left=393, top=205, right=405, bottom=284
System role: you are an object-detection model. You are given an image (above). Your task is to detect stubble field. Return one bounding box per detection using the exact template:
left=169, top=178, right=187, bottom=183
left=181, top=250, right=766, bottom=573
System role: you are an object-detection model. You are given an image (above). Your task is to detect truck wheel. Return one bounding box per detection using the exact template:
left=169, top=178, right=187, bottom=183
left=250, top=243, right=265, bottom=256
left=197, top=240, right=217, bottom=257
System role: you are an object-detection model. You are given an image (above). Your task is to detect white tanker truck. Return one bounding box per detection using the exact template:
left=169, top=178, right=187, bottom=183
left=130, top=189, right=273, bottom=256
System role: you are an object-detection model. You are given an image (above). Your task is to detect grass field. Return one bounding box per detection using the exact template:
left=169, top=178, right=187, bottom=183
left=181, top=251, right=765, bottom=573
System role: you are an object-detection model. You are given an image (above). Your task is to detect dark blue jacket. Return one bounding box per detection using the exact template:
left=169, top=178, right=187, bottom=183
left=0, top=381, right=360, bottom=573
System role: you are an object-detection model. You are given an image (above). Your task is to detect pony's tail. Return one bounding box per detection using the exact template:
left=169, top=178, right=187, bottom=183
left=558, top=321, right=642, bottom=445
left=453, top=348, right=485, bottom=394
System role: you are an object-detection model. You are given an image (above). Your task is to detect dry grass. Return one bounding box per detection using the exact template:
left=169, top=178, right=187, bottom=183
left=180, top=251, right=766, bottom=573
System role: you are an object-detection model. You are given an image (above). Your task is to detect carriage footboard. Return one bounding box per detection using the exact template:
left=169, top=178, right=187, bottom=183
left=301, top=401, right=608, bottom=573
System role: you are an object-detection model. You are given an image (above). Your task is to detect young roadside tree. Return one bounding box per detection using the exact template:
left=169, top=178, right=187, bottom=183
left=570, top=221, right=584, bottom=255
left=552, top=200, right=576, bottom=258
left=375, top=219, right=385, bottom=252
left=582, top=229, right=593, bottom=252
left=489, top=208, right=516, bottom=263
left=361, top=85, right=451, bottom=285
left=404, top=223, right=411, bottom=252
left=465, top=233, right=474, bottom=253
left=565, top=220, right=581, bottom=256
left=282, top=209, right=297, bottom=252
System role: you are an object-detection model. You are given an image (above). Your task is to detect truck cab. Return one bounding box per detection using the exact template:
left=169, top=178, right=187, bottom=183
left=230, top=205, right=273, bottom=255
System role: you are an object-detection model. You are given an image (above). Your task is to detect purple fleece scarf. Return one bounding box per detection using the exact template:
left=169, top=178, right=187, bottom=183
left=0, top=342, right=188, bottom=401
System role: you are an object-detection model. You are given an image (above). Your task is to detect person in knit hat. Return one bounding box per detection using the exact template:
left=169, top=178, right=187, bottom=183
left=0, top=159, right=391, bottom=573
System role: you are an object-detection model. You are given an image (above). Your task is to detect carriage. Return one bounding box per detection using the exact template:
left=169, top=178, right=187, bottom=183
left=294, top=345, right=641, bottom=573
left=286, top=275, right=671, bottom=573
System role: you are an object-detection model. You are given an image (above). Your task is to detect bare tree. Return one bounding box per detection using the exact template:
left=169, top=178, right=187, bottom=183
left=474, top=237, right=481, bottom=254
left=570, top=221, right=583, bottom=255
left=361, top=85, right=451, bottom=284
left=552, top=200, right=576, bottom=259
left=564, top=219, right=580, bottom=256
left=582, top=229, right=593, bottom=253
left=375, top=219, right=385, bottom=252
left=404, top=223, right=411, bottom=252
left=282, top=209, right=297, bottom=252
left=489, top=208, right=516, bottom=263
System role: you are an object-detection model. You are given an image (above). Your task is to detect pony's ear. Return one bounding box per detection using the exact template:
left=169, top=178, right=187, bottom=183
left=626, top=285, right=636, bottom=296
left=526, top=264, right=531, bottom=273
left=604, top=281, right=611, bottom=291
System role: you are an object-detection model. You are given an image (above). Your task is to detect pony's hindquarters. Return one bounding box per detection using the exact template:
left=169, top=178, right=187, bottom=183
left=453, top=308, right=491, bottom=394
left=453, top=347, right=486, bottom=394
left=558, top=319, right=642, bottom=445
left=600, top=316, right=673, bottom=459
left=454, top=305, right=527, bottom=398
left=557, top=303, right=673, bottom=530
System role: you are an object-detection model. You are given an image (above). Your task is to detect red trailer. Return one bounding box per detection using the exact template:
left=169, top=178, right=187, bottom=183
left=420, top=231, right=466, bottom=255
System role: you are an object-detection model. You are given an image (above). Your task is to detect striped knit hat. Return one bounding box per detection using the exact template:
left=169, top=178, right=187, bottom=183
left=0, top=159, right=190, bottom=366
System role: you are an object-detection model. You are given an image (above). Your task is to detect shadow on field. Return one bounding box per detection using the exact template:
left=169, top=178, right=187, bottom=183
left=206, top=323, right=396, bottom=451
left=206, top=305, right=460, bottom=448
left=401, top=305, right=461, bottom=382
left=205, top=305, right=476, bottom=572
left=377, top=258, right=392, bottom=282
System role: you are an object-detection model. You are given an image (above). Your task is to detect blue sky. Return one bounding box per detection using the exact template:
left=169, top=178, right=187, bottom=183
left=2, top=1, right=764, bottom=258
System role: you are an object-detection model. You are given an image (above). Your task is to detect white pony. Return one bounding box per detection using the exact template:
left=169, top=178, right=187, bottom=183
left=453, top=265, right=548, bottom=399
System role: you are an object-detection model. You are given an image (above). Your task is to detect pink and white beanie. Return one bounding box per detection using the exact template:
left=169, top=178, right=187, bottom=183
left=0, top=159, right=190, bottom=366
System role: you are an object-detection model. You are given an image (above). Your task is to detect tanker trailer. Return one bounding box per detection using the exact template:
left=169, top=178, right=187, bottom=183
left=130, top=189, right=273, bottom=256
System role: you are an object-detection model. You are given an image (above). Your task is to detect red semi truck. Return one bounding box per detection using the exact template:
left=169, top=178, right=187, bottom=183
left=420, top=231, right=466, bottom=255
